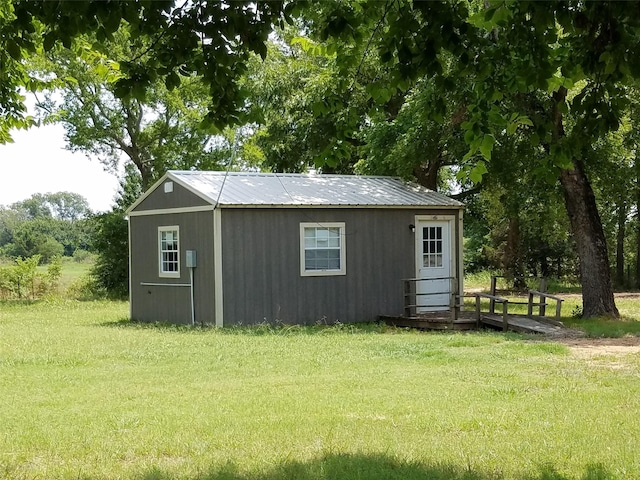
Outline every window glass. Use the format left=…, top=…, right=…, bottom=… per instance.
left=422, top=226, right=443, bottom=269
left=159, top=227, right=180, bottom=276
left=300, top=223, right=346, bottom=276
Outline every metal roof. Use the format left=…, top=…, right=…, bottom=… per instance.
left=166, top=171, right=463, bottom=208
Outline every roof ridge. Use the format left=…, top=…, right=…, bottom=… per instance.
left=168, top=170, right=404, bottom=180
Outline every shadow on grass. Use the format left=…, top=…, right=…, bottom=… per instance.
left=136, top=454, right=611, bottom=480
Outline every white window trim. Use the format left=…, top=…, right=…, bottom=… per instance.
left=158, top=226, right=180, bottom=278
left=300, top=222, right=346, bottom=277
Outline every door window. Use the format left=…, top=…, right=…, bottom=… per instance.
left=422, top=226, right=443, bottom=268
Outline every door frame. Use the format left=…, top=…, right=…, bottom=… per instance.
left=414, top=214, right=459, bottom=311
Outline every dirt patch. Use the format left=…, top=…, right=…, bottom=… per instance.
left=555, top=336, right=640, bottom=358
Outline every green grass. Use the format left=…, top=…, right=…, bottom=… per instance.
left=35, top=258, right=93, bottom=292
left=464, top=273, right=582, bottom=294
left=2, top=301, right=640, bottom=479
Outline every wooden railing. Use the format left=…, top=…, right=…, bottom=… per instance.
left=402, top=277, right=462, bottom=322
left=489, top=275, right=547, bottom=312
left=475, top=293, right=509, bottom=330
left=402, top=276, right=565, bottom=332
left=527, top=290, right=564, bottom=322
left=475, top=291, right=564, bottom=331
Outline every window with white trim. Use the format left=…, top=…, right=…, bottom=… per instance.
left=158, top=226, right=180, bottom=277
left=300, top=223, right=346, bottom=276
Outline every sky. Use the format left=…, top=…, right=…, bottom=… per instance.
left=0, top=123, right=121, bottom=213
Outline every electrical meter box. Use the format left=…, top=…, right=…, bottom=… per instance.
left=185, top=250, right=197, bottom=268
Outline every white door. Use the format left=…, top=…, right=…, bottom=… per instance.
left=416, top=220, right=452, bottom=312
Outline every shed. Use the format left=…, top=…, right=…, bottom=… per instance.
left=127, top=171, right=464, bottom=326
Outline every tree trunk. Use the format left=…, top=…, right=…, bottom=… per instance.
left=636, top=157, right=640, bottom=289
left=503, top=216, right=526, bottom=290
left=551, top=86, right=618, bottom=318
left=615, top=199, right=627, bottom=287
left=413, top=156, right=442, bottom=191
left=559, top=162, right=619, bottom=317
left=637, top=219, right=640, bottom=289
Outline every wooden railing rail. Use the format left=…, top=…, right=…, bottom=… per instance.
left=475, top=293, right=510, bottom=331
left=489, top=275, right=547, bottom=311
left=527, top=290, right=564, bottom=321
left=402, top=277, right=461, bottom=323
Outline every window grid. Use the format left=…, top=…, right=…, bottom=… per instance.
left=159, top=227, right=179, bottom=276
left=304, top=227, right=341, bottom=271
left=422, top=226, right=443, bottom=268
left=300, top=223, right=346, bottom=276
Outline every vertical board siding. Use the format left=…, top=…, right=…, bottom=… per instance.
left=135, top=181, right=210, bottom=211
left=130, top=211, right=215, bottom=324
left=221, top=208, right=459, bottom=325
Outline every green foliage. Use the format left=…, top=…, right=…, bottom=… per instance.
left=71, top=248, right=93, bottom=264
left=0, top=196, right=94, bottom=262
left=0, top=254, right=61, bottom=300
left=90, top=210, right=129, bottom=299
left=32, top=31, right=229, bottom=189
left=10, top=191, right=91, bottom=221
left=243, top=27, right=367, bottom=173
left=66, top=274, right=104, bottom=301
left=357, top=77, right=468, bottom=190
left=2, top=1, right=285, bottom=143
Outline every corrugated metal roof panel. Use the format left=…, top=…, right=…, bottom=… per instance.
left=168, top=171, right=463, bottom=208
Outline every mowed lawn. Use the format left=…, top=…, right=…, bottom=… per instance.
left=1, top=300, right=639, bottom=479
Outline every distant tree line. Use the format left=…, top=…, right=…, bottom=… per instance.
left=0, top=191, right=94, bottom=263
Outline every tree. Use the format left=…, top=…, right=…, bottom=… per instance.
left=1, top=0, right=287, bottom=143
left=33, top=31, right=229, bottom=189
left=1, top=192, right=94, bottom=261
left=11, top=192, right=91, bottom=221
left=243, top=27, right=377, bottom=174
left=90, top=164, right=141, bottom=299
left=357, top=77, right=468, bottom=191
left=303, top=1, right=640, bottom=317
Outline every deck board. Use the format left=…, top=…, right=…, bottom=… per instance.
left=479, top=313, right=566, bottom=334
left=381, top=311, right=569, bottom=335
left=380, top=311, right=477, bottom=330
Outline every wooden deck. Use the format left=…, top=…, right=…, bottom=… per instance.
left=394, top=277, right=569, bottom=335
left=381, top=310, right=568, bottom=335
left=380, top=311, right=477, bottom=331
left=478, top=312, right=566, bottom=335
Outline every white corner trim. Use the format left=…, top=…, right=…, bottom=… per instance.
left=128, top=216, right=133, bottom=320
left=213, top=209, right=224, bottom=327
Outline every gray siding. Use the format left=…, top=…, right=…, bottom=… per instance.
left=134, top=181, right=210, bottom=211
left=130, top=211, right=215, bottom=324
left=220, top=208, right=461, bottom=325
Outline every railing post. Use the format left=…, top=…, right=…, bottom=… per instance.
left=539, top=295, right=546, bottom=317
left=449, top=277, right=457, bottom=324
left=475, top=294, right=481, bottom=327
left=555, top=300, right=563, bottom=321
left=502, top=300, right=509, bottom=331
left=404, top=280, right=411, bottom=317
left=490, top=275, right=497, bottom=312
left=527, top=291, right=534, bottom=316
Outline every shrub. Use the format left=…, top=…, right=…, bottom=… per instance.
left=66, top=274, right=106, bottom=301
left=72, top=249, right=94, bottom=263
left=0, top=254, right=63, bottom=300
